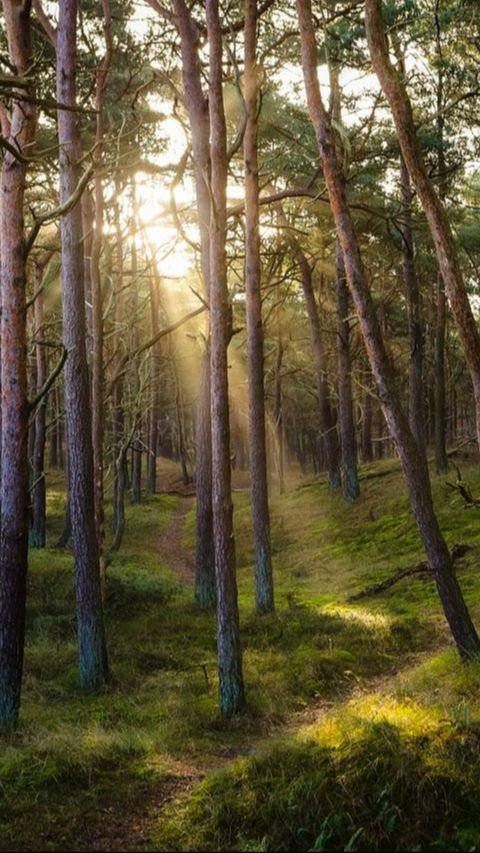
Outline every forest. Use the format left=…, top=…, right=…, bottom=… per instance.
left=1, top=0, right=480, bottom=850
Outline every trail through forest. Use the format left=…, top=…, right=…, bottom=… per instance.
left=76, top=500, right=451, bottom=853
left=157, top=497, right=195, bottom=588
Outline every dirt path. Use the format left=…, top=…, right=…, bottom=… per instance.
left=158, top=496, right=195, bottom=587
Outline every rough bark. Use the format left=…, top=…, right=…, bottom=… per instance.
left=206, top=0, right=244, bottom=715
left=244, top=0, right=274, bottom=613
left=57, top=0, right=109, bottom=688
left=365, top=0, right=480, bottom=454
left=0, top=0, right=35, bottom=730
left=297, top=0, right=480, bottom=660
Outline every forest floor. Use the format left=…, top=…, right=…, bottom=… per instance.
left=2, top=453, right=480, bottom=851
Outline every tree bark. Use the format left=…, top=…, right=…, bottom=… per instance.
left=57, top=0, right=109, bottom=688
left=244, top=0, right=274, bottom=613
left=365, top=0, right=480, bottom=454
left=336, top=244, right=360, bottom=502
left=0, top=0, right=35, bottom=730
left=297, top=0, right=480, bottom=660
left=206, top=0, right=244, bottom=715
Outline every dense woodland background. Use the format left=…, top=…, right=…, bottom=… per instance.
left=1, top=0, right=480, bottom=850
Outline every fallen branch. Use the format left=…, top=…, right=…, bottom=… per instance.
left=446, top=463, right=480, bottom=508
left=348, top=543, right=472, bottom=601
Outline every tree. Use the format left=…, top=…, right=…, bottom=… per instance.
left=295, top=0, right=480, bottom=660
left=365, top=0, right=480, bottom=455
left=244, top=0, right=274, bottom=613
left=56, top=0, right=109, bottom=689
left=206, top=0, right=245, bottom=715
left=0, top=0, right=36, bottom=730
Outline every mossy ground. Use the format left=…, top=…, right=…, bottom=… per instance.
left=2, top=454, right=480, bottom=850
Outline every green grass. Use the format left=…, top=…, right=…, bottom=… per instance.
left=2, top=454, right=480, bottom=850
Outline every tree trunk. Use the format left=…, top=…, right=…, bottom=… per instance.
left=365, top=0, right=480, bottom=454
left=30, top=272, right=47, bottom=548
left=194, top=352, right=216, bottom=609
left=206, top=0, right=244, bottom=715
left=147, top=277, right=160, bottom=495
left=336, top=244, right=360, bottom=502
left=244, top=0, right=274, bottom=614
left=362, top=388, right=374, bottom=462
left=57, top=0, right=109, bottom=689
left=399, top=155, right=425, bottom=456
left=131, top=437, right=142, bottom=503
left=0, top=0, right=35, bottom=730
left=171, top=0, right=215, bottom=604
left=298, top=252, right=340, bottom=490
left=297, top=0, right=480, bottom=660
left=435, top=271, right=449, bottom=473
left=275, top=340, right=285, bottom=494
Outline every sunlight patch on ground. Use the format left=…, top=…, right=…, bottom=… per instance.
left=322, top=603, right=391, bottom=630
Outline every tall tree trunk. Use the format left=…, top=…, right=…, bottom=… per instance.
left=399, top=155, right=425, bottom=456
left=336, top=244, right=360, bottom=502
left=0, top=0, right=35, bottom=730
left=131, top=436, right=142, bottom=503
left=206, top=0, right=244, bottom=715
left=147, top=276, right=160, bottom=495
left=274, top=340, right=285, bottom=495
left=365, top=0, right=480, bottom=453
left=194, top=352, right=216, bottom=608
left=112, top=191, right=128, bottom=544
left=244, top=0, right=274, bottom=614
left=362, top=388, right=374, bottom=462
left=298, top=253, right=340, bottom=489
left=90, top=1, right=112, bottom=589
left=57, top=0, right=109, bottom=688
left=329, top=62, right=358, bottom=500
left=435, top=272, right=449, bottom=472
left=30, top=270, right=47, bottom=547
left=297, top=0, right=480, bottom=660
left=170, top=0, right=216, bottom=605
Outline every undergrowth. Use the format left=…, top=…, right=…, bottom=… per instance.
left=1, top=455, right=480, bottom=851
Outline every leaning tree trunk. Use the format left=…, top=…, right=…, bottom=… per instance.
left=365, top=0, right=480, bottom=454
left=206, top=0, right=245, bottom=715
left=297, top=0, right=480, bottom=660
left=244, top=0, right=274, bottom=614
left=0, top=0, right=36, bottom=730
left=57, top=0, right=109, bottom=689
